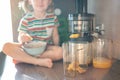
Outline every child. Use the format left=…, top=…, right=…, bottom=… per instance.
left=2, top=0, right=63, bottom=68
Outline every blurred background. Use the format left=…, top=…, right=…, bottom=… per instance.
left=8, top=0, right=120, bottom=59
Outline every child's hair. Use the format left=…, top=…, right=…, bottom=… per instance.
left=18, top=0, right=54, bottom=14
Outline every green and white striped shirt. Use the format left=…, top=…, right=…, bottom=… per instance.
left=18, top=12, right=59, bottom=44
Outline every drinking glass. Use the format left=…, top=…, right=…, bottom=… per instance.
left=62, top=42, right=76, bottom=78
left=62, top=41, right=90, bottom=78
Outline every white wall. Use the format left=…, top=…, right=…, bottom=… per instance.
left=88, top=0, right=120, bottom=59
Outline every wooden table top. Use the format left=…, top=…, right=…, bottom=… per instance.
left=1, top=55, right=120, bottom=80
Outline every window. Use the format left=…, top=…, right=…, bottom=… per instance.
left=0, top=0, right=13, bottom=51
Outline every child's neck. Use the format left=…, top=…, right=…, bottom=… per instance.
left=33, top=11, right=46, bottom=19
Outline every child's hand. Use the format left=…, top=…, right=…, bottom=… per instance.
left=20, top=33, right=33, bottom=43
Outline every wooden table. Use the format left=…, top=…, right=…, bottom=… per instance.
left=1, top=55, right=120, bottom=80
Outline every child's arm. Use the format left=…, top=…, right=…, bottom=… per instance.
left=52, top=26, right=59, bottom=46
left=18, top=31, right=33, bottom=43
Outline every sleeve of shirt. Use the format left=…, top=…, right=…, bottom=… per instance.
left=54, top=15, right=60, bottom=27
left=17, top=17, right=28, bottom=32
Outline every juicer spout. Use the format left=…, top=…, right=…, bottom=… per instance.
left=92, top=24, right=105, bottom=38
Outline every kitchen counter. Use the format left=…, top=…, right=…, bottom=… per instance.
left=0, top=52, right=120, bottom=80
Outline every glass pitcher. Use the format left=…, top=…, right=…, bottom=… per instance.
left=92, top=38, right=113, bottom=69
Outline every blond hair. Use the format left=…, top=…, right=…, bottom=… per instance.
left=18, top=0, right=54, bottom=13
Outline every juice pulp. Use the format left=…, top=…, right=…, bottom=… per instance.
left=93, top=57, right=112, bottom=69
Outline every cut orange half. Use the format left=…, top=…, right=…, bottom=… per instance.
left=69, top=34, right=80, bottom=38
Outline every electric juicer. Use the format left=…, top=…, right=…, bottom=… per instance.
left=68, top=0, right=95, bottom=67
left=62, top=0, right=97, bottom=76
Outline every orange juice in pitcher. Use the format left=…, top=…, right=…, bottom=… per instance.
left=92, top=39, right=113, bottom=69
